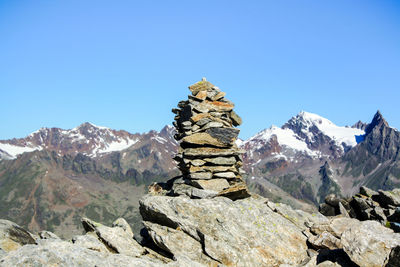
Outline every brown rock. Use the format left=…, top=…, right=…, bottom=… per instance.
left=195, top=90, right=207, bottom=100
left=148, top=183, right=166, bottom=196
left=189, top=80, right=215, bottom=95
left=217, top=183, right=251, bottom=200
left=190, top=113, right=210, bottom=123
left=194, top=100, right=234, bottom=113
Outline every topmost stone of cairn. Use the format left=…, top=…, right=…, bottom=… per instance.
left=171, top=78, right=250, bottom=200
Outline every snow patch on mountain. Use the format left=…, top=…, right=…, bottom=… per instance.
left=91, top=138, right=139, bottom=155
left=152, top=136, right=168, bottom=144
left=0, top=143, right=42, bottom=159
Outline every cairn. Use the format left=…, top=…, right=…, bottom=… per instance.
left=171, top=78, right=250, bottom=200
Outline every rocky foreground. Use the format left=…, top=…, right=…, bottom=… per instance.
left=0, top=187, right=400, bottom=266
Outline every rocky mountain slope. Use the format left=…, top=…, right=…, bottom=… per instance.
left=0, top=125, right=179, bottom=238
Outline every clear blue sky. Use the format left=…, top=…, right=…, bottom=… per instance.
left=1, top=0, right=399, bottom=140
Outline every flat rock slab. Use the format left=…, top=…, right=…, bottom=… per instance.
left=182, top=132, right=231, bottom=148
left=143, top=221, right=219, bottom=266
left=193, top=100, right=234, bottom=113
left=183, top=147, right=245, bottom=157
left=205, top=127, right=239, bottom=146
left=140, top=195, right=308, bottom=266
left=217, top=183, right=251, bottom=200
left=82, top=217, right=145, bottom=257
left=203, top=156, right=237, bottom=165
left=190, top=179, right=229, bottom=191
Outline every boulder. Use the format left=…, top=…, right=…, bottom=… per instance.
left=376, top=189, right=400, bottom=207
left=0, top=219, right=36, bottom=253
left=325, top=194, right=340, bottom=207
left=360, top=186, right=379, bottom=198
left=112, top=218, right=134, bottom=239
left=341, top=220, right=400, bottom=267
left=143, top=221, right=219, bottom=265
left=140, top=195, right=309, bottom=266
left=81, top=217, right=145, bottom=257
left=319, top=203, right=336, bottom=216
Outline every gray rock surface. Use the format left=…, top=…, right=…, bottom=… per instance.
left=308, top=231, right=343, bottom=250
left=38, top=230, right=60, bottom=240
left=310, top=217, right=360, bottom=238
left=341, top=220, right=400, bottom=267
left=72, top=232, right=110, bottom=253
left=143, top=221, right=219, bottom=265
left=140, top=194, right=309, bottom=266
left=112, top=218, right=134, bottom=239
left=81, top=217, right=145, bottom=257
left=0, top=248, right=5, bottom=259
left=0, top=239, right=166, bottom=267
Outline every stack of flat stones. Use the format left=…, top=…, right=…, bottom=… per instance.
left=171, top=78, right=250, bottom=200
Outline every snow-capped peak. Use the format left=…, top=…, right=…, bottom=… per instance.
left=0, top=123, right=140, bottom=160
left=285, top=111, right=365, bottom=148
left=242, top=111, right=367, bottom=163
left=244, top=125, right=318, bottom=157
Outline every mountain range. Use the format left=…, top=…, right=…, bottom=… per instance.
left=1, top=110, right=399, bottom=237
